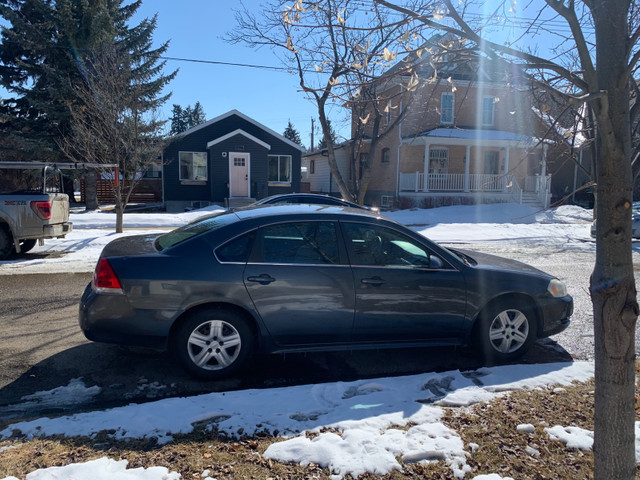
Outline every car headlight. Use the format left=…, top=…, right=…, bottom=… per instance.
left=547, top=278, right=568, bottom=298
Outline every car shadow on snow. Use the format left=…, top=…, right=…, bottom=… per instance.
left=0, top=337, right=573, bottom=430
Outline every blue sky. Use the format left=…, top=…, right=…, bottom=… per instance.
left=132, top=0, right=331, bottom=149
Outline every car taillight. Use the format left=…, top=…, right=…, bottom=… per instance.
left=92, top=257, right=123, bottom=294
left=30, top=200, right=52, bottom=220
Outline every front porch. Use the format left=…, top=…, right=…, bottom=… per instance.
left=399, top=172, right=551, bottom=208
left=396, top=128, right=553, bottom=209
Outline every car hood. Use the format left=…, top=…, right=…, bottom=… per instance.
left=452, top=248, right=553, bottom=278
left=100, top=233, right=161, bottom=258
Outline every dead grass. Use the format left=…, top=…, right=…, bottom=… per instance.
left=1, top=379, right=639, bottom=480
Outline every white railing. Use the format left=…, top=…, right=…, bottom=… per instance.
left=399, top=172, right=510, bottom=192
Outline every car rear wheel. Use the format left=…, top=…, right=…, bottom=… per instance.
left=19, top=239, right=37, bottom=253
left=0, top=225, right=14, bottom=260
left=174, top=308, right=254, bottom=379
left=475, top=303, right=536, bottom=363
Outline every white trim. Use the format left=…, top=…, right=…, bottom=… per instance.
left=207, top=129, right=271, bottom=150
left=179, top=109, right=303, bottom=151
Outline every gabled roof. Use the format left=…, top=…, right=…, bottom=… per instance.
left=207, top=129, right=271, bottom=150
left=179, top=109, right=303, bottom=151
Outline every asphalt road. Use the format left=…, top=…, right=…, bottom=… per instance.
left=0, top=240, right=631, bottom=428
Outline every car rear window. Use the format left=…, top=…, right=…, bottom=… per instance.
left=155, top=211, right=237, bottom=250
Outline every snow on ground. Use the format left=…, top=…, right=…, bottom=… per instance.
left=1, top=363, right=603, bottom=480
left=0, top=203, right=607, bottom=480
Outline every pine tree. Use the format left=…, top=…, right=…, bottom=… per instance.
left=169, top=101, right=207, bottom=135
left=170, top=104, right=186, bottom=135
left=283, top=120, right=303, bottom=146
left=0, top=0, right=175, bottom=161
left=190, top=101, right=206, bottom=126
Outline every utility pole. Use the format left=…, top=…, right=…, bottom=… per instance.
left=310, top=117, right=315, bottom=151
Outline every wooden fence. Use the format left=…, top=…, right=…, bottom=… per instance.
left=81, top=178, right=162, bottom=204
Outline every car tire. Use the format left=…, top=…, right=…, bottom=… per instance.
left=174, top=308, right=254, bottom=379
left=19, top=239, right=37, bottom=254
left=474, top=303, right=537, bottom=364
left=0, top=225, right=14, bottom=260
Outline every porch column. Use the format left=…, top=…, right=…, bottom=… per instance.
left=423, top=142, right=430, bottom=192
left=541, top=144, right=547, bottom=178
left=503, top=147, right=510, bottom=191
left=464, top=145, right=471, bottom=192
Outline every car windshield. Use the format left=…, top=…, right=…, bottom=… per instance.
left=155, top=211, right=236, bottom=250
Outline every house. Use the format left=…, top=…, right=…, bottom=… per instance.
left=162, top=110, right=303, bottom=212
left=306, top=37, right=571, bottom=210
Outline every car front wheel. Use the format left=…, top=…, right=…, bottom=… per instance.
left=174, top=308, right=254, bottom=379
left=475, top=304, right=536, bottom=363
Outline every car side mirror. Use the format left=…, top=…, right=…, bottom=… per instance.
left=428, top=256, right=443, bottom=269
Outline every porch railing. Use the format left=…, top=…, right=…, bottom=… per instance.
left=400, top=172, right=511, bottom=193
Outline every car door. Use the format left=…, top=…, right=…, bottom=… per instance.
left=341, top=221, right=467, bottom=344
left=243, top=221, right=356, bottom=346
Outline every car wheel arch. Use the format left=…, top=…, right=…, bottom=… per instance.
left=168, top=302, right=261, bottom=352
left=469, top=293, right=542, bottom=365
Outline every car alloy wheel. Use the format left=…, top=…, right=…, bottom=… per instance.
left=175, top=308, right=254, bottom=379
left=476, top=303, right=536, bottom=363
left=187, top=319, right=242, bottom=370
left=488, top=308, right=529, bottom=354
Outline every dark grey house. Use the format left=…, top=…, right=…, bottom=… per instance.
left=162, top=110, right=303, bottom=212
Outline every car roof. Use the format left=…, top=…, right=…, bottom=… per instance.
left=233, top=203, right=382, bottom=220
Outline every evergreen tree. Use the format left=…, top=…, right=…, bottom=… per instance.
left=317, top=119, right=337, bottom=149
left=0, top=0, right=175, bottom=161
left=190, top=101, right=206, bottom=126
left=169, top=101, right=206, bottom=135
left=283, top=120, right=303, bottom=146
left=169, top=104, right=186, bottom=135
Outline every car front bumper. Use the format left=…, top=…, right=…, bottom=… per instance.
left=538, top=294, right=573, bottom=337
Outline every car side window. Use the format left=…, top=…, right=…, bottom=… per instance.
left=255, top=222, right=341, bottom=264
left=215, top=231, right=255, bottom=263
left=342, top=222, right=446, bottom=268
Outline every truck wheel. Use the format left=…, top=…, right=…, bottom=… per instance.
left=19, top=239, right=37, bottom=253
left=0, top=225, right=14, bottom=259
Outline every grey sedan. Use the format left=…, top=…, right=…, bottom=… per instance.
left=79, top=205, right=572, bottom=379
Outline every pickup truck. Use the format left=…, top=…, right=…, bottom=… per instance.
left=0, top=164, right=73, bottom=259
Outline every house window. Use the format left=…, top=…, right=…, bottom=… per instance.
left=482, top=96, right=495, bottom=126
left=441, top=92, right=454, bottom=124
left=359, top=152, right=368, bottom=179
left=268, top=155, right=291, bottom=183
left=429, top=148, right=449, bottom=174
left=310, top=160, right=315, bottom=174
left=179, top=152, right=207, bottom=181
left=381, top=148, right=390, bottom=163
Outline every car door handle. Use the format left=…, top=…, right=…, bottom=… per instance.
left=247, top=274, right=276, bottom=285
left=361, top=277, right=385, bottom=286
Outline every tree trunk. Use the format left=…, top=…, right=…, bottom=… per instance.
left=591, top=2, right=638, bottom=477
left=84, top=170, right=99, bottom=211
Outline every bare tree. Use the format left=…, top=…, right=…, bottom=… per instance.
left=228, top=0, right=424, bottom=203
left=60, top=45, right=169, bottom=232
left=375, top=0, right=640, bottom=477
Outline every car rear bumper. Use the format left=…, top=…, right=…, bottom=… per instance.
left=78, top=283, right=172, bottom=350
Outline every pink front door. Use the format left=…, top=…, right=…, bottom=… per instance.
left=229, top=153, right=249, bottom=197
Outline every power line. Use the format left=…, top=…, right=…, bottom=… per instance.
left=160, top=56, right=291, bottom=72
